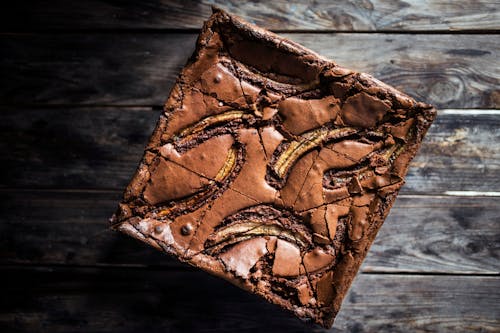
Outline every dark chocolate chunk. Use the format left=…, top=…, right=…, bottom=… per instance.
left=110, top=8, right=436, bottom=328
left=180, top=223, right=193, bottom=236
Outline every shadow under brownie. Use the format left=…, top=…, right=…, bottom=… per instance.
left=110, top=8, right=436, bottom=328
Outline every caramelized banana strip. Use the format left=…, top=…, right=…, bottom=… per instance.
left=273, top=127, right=357, bottom=178
left=157, top=146, right=239, bottom=217
left=382, top=142, right=401, bottom=161
left=206, top=220, right=309, bottom=250
left=215, top=146, right=238, bottom=182
left=176, top=111, right=247, bottom=144
left=156, top=188, right=211, bottom=217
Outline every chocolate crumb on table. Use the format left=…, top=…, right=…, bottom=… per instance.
left=109, top=7, right=436, bottom=328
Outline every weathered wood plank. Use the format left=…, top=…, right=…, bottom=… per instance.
left=404, top=110, right=500, bottom=194
left=1, top=266, right=498, bottom=332
left=1, top=190, right=498, bottom=274
left=0, top=107, right=158, bottom=190
left=366, top=195, right=500, bottom=274
left=0, top=34, right=498, bottom=108
left=0, top=0, right=499, bottom=32
left=1, top=108, right=498, bottom=194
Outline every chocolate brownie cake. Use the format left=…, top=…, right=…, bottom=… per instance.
left=110, top=8, right=436, bottom=328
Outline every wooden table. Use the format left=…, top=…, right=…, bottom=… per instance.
left=1, top=1, right=499, bottom=332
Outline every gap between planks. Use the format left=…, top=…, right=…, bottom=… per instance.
left=1, top=188, right=500, bottom=198
left=1, top=107, right=499, bottom=114
left=2, top=29, right=500, bottom=35
left=0, top=263, right=497, bottom=277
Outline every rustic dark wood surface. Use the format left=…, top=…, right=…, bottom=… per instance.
left=1, top=34, right=498, bottom=108
left=1, top=0, right=499, bottom=31
left=1, top=108, right=498, bottom=193
left=0, top=1, right=499, bottom=332
left=1, top=267, right=499, bottom=333
left=1, top=192, right=498, bottom=274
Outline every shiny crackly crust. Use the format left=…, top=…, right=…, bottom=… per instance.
left=110, top=7, right=437, bottom=328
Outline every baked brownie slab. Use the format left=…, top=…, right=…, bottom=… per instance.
left=110, top=8, right=436, bottom=328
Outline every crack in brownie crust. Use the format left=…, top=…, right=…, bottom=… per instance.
left=110, top=8, right=437, bottom=328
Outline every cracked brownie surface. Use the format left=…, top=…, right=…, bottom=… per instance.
left=110, top=8, right=436, bottom=328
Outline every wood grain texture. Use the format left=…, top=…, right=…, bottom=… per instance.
left=1, top=266, right=499, bottom=332
left=1, top=190, right=498, bottom=274
left=1, top=34, right=498, bottom=108
left=404, top=110, right=500, bottom=194
left=1, top=108, right=498, bottom=194
left=1, top=1, right=498, bottom=332
left=0, top=0, right=499, bottom=32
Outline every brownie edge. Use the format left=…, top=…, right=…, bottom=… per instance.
left=110, top=7, right=437, bottom=328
